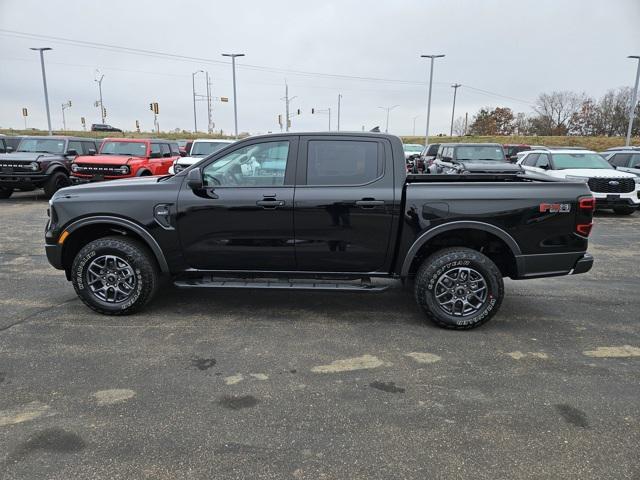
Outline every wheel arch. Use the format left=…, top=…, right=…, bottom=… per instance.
left=401, top=221, right=522, bottom=278
left=61, top=216, right=170, bottom=278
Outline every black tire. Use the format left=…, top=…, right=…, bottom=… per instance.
left=613, top=206, right=636, bottom=215
left=0, top=186, right=13, bottom=199
left=43, top=171, right=71, bottom=198
left=414, top=247, right=504, bottom=330
left=71, top=236, right=159, bottom=315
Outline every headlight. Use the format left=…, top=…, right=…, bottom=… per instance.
left=117, top=165, right=130, bottom=174
left=565, top=175, right=588, bottom=183
left=174, top=164, right=184, bottom=173
left=29, top=161, right=39, bottom=171
left=71, top=163, right=79, bottom=172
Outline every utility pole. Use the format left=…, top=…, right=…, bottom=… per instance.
left=337, top=94, right=342, bottom=131
left=222, top=53, right=245, bottom=138
left=420, top=54, right=445, bottom=143
left=450, top=83, right=461, bottom=136
left=206, top=71, right=214, bottom=133
left=95, top=70, right=105, bottom=123
left=61, top=100, right=71, bottom=131
left=626, top=55, right=640, bottom=146
left=285, top=82, right=290, bottom=132
left=192, top=70, right=203, bottom=133
left=30, top=47, right=53, bottom=135
left=412, top=115, right=420, bottom=136
left=464, top=112, right=468, bottom=136
left=378, top=105, right=399, bottom=133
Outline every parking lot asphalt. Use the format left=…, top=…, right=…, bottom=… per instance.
left=0, top=191, right=639, bottom=480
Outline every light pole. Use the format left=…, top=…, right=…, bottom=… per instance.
left=625, top=56, right=640, bottom=146
left=337, top=94, right=342, bottom=131
left=192, top=70, right=203, bottom=133
left=95, top=70, right=105, bottom=123
left=222, top=53, right=245, bottom=138
left=378, top=105, right=399, bottom=133
left=450, top=83, right=461, bottom=136
left=420, top=54, right=445, bottom=143
left=61, top=100, right=72, bottom=131
left=412, top=115, right=420, bottom=136
left=30, top=47, right=53, bottom=135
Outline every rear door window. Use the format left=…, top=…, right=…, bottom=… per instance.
left=306, top=140, right=381, bottom=186
left=150, top=143, right=161, bottom=156
left=629, top=154, right=640, bottom=168
left=610, top=153, right=631, bottom=167
left=522, top=153, right=539, bottom=166
left=536, top=154, right=550, bottom=168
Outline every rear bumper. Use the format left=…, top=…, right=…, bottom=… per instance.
left=514, top=252, right=593, bottom=279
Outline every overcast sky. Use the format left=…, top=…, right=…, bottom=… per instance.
left=0, top=0, right=639, bottom=136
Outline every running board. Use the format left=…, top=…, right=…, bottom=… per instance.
left=174, top=276, right=389, bottom=292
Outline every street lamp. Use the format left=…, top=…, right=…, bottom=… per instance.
left=420, top=54, right=445, bottom=143
left=95, top=70, right=105, bottom=123
left=450, top=83, right=462, bottom=136
left=61, top=100, right=72, bottom=131
left=625, top=55, right=640, bottom=146
left=30, top=47, right=53, bottom=135
left=378, top=105, right=399, bottom=133
left=192, top=70, right=204, bottom=133
left=222, top=53, right=245, bottom=138
left=412, top=115, right=421, bottom=136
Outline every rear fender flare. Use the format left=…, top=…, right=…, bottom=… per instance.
left=400, top=220, right=522, bottom=277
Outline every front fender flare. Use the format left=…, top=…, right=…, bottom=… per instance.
left=400, top=220, right=522, bottom=277
left=63, top=215, right=170, bottom=274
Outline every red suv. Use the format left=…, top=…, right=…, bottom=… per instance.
left=71, top=138, right=180, bottom=181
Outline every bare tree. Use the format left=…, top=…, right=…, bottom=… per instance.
left=452, top=116, right=466, bottom=136
left=533, top=91, right=586, bottom=135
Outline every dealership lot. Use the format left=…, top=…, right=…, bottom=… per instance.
left=1, top=192, right=639, bottom=479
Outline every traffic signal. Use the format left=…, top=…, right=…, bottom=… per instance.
left=311, top=108, right=315, bottom=114
left=22, top=108, right=28, bottom=117
left=149, top=103, right=153, bottom=111
left=220, top=97, right=229, bottom=103
left=102, top=107, right=107, bottom=118
left=278, top=114, right=282, bottom=126
left=152, top=102, right=159, bottom=115
left=69, top=101, right=72, bottom=107
left=297, top=109, right=301, bottom=115
left=81, top=117, right=85, bottom=125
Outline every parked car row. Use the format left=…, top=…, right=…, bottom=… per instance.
left=403, top=141, right=640, bottom=215
left=0, top=135, right=237, bottom=198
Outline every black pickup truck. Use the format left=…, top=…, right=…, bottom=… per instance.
left=45, top=133, right=594, bottom=329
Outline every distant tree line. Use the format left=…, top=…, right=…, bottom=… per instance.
left=461, top=87, right=640, bottom=136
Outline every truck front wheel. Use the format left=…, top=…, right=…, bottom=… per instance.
left=414, top=247, right=504, bottom=330
left=43, top=171, right=71, bottom=198
left=71, top=236, right=159, bottom=315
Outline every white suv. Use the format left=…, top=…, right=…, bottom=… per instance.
left=169, top=139, right=234, bottom=174
left=518, top=149, right=640, bottom=215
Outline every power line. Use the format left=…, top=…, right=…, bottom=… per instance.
left=0, top=29, right=536, bottom=107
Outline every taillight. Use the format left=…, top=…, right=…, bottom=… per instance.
left=576, top=223, right=593, bottom=236
left=579, top=197, right=595, bottom=211
left=576, top=195, right=595, bottom=237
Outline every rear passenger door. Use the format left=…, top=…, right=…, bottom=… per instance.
left=293, top=136, right=395, bottom=272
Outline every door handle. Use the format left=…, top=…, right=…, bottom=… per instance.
left=355, top=199, right=385, bottom=208
left=256, top=199, right=285, bottom=209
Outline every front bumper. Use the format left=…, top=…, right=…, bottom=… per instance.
left=45, top=242, right=64, bottom=270
left=514, top=252, right=593, bottom=279
left=0, top=173, right=49, bottom=187
left=593, top=195, right=639, bottom=209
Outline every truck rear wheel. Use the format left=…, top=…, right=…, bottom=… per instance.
left=43, top=171, right=71, bottom=198
left=0, top=186, right=13, bottom=199
left=71, top=236, right=159, bottom=315
left=414, top=247, right=504, bottom=330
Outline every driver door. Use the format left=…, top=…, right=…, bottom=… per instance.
left=176, top=137, right=297, bottom=271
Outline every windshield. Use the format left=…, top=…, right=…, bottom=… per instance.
left=191, top=141, right=231, bottom=156
left=552, top=153, right=614, bottom=170
left=100, top=141, right=148, bottom=156
left=17, top=138, right=66, bottom=154
left=456, top=145, right=506, bottom=162
left=403, top=144, right=423, bottom=152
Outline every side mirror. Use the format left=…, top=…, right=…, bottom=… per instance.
left=6, top=146, right=13, bottom=153
left=180, top=151, right=187, bottom=157
left=87, top=149, right=96, bottom=156
left=150, top=151, right=162, bottom=159
left=186, top=167, right=203, bottom=190
left=163, top=152, right=171, bottom=158
left=66, top=149, right=78, bottom=156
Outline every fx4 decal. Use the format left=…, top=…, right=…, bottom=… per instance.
left=539, top=203, right=571, bottom=213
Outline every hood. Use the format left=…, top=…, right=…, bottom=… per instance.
left=54, top=175, right=164, bottom=197
left=554, top=168, right=637, bottom=179
left=456, top=161, right=521, bottom=173
left=175, top=155, right=206, bottom=166
left=74, top=154, right=142, bottom=165
left=0, top=152, right=61, bottom=162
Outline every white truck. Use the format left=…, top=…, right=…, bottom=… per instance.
left=169, top=139, right=234, bottom=174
